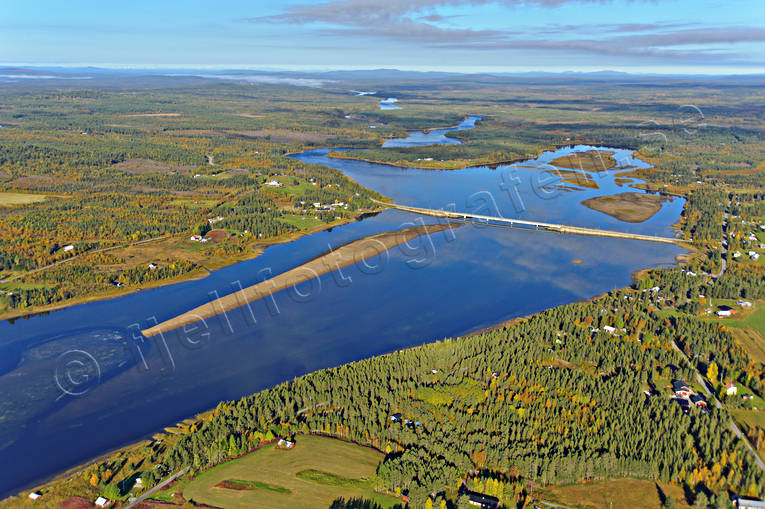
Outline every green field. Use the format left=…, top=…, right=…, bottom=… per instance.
left=714, top=302, right=765, bottom=363
left=537, top=478, right=692, bottom=509
left=182, top=436, right=400, bottom=509
left=731, top=408, right=765, bottom=455
left=732, top=408, right=765, bottom=431
left=0, top=191, right=49, bottom=207
left=723, top=302, right=765, bottom=334
left=732, top=327, right=765, bottom=364
left=279, top=213, right=326, bottom=230
left=167, top=198, right=219, bottom=208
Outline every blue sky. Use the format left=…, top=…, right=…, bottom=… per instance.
left=3, top=0, right=765, bottom=73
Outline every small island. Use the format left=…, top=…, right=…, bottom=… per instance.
left=550, top=150, right=616, bottom=172
left=547, top=168, right=600, bottom=189
left=581, top=192, right=668, bottom=223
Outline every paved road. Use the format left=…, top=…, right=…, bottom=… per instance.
left=124, top=467, right=188, bottom=509
left=373, top=199, right=687, bottom=245
left=714, top=200, right=731, bottom=279
left=671, top=340, right=765, bottom=470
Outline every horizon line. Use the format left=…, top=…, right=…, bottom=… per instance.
left=2, top=63, right=765, bottom=77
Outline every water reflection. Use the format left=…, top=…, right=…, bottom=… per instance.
left=0, top=119, right=686, bottom=498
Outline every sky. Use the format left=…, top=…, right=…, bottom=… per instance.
left=2, top=0, right=765, bottom=74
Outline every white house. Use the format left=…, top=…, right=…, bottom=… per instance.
left=95, top=497, right=110, bottom=507
left=752, top=253, right=761, bottom=261
left=63, top=245, right=74, bottom=252
left=739, top=301, right=753, bottom=308
left=717, top=310, right=732, bottom=317
left=726, top=383, right=738, bottom=396
left=148, top=263, right=158, bottom=270
left=265, top=180, right=283, bottom=187
left=28, top=492, right=41, bottom=500
left=277, top=438, right=295, bottom=449
left=603, top=325, right=617, bottom=334
left=735, top=496, right=765, bottom=509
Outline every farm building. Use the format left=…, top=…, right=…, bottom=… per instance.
left=467, top=492, right=500, bottom=508
left=690, top=394, right=707, bottom=408
left=672, top=380, right=691, bottom=397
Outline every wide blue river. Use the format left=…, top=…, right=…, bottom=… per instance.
left=0, top=116, right=686, bottom=498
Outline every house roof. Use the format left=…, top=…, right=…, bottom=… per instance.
left=672, top=380, right=690, bottom=391
left=736, top=497, right=765, bottom=509
left=468, top=492, right=500, bottom=507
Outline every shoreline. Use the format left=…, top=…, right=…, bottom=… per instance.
left=4, top=248, right=693, bottom=503
left=324, top=142, right=644, bottom=172
left=2, top=119, right=694, bottom=501
left=325, top=149, right=549, bottom=171
left=0, top=210, right=383, bottom=323
left=142, top=222, right=458, bottom=337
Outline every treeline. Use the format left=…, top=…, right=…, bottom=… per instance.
left=0, top=259, right=199, bottom=311
left=682, top=189, right=726, bottom=243
left=708, top=265, right=765, bottom=300
left=0, top=249, right=32, bottom=271
left=214, top=194, right=298, bottom=238
left=158, top=290, right=763, bottom=508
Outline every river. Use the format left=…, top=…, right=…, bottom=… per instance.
left=0, top=116, right=686, bottom=499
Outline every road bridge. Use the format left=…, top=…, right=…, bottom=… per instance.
left=373, top=200, right=688, bottom=245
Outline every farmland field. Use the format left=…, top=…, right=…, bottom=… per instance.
left=0, top=191, right=49, bottom=207
left=717, top=302, right=765, bottom=363
left=182, top=436, right=400, bottom=509
left=536, top=478, right=692, bottom=509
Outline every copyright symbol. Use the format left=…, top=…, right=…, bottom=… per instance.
left=673, top=104, right=706, bottom=135
left=54, top=350, right=101, bottom=396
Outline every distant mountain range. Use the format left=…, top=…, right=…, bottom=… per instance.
left=1, top=66, right=763, bottom=88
